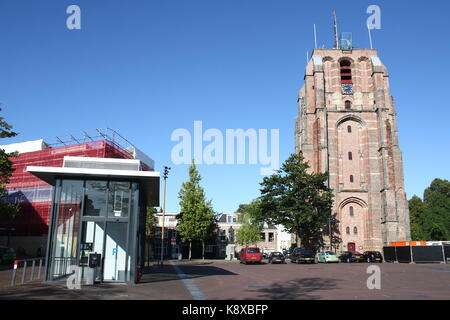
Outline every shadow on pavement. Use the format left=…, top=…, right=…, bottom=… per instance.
left=141, top=263, right=237, bottom=284
left=250, top=277, right=340, bottom=300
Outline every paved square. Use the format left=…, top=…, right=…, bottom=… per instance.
left=0, top=261, right=449, bottom=300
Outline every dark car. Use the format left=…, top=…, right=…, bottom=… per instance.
left=339, top=251, right=364, bottom=263
left=362, top=251, right=383, bottom=263
left=239, top=247, right=263, bottom=264
left=290, top=248, right=316, bottom=264
left=268, top=252, right=285, bottom=264
left=282, top=249, right=291, bottom=259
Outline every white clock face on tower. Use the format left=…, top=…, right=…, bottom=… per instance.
left=341, top=84, right=353, bottom=95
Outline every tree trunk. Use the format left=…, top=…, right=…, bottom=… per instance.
left=189, top=242, right=192, bottom=261
left=202, top=240, right=205, bottom=261
left=147, top=239, right=150, bottom=266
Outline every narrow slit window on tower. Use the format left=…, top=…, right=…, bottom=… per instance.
left=348, top=152, right=353, bottom=160
left=349, top=206, right=354, bottom=216
left=354, top=227, right=358, bottom=235
left=346, top=227, right=350, bottom=235
left=350, top=175, right=354, bottom=183
left=340, top=60, right=352, bottom=84
left=347, top=125, right=352, bottom=133
left=345, top=100, right=352, bottom=110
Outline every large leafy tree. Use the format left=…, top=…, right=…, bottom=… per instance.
left=0, top=108, right=19, bottom=217
left=256, top=153, right=334, bottom=250
left=235, top=200, right=263, bottom=247
left=177, top=160, right=217, bottom=260
left=409, top=179, right=450, bottom=241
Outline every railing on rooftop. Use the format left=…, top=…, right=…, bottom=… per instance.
left=45, top=128, right=135, bottom=157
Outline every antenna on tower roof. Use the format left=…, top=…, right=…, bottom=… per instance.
left=367, top=22, right=373, bottom=49
left=313, top=24, right=318, bottom=49
left=332, top=11, right=339, bottom=49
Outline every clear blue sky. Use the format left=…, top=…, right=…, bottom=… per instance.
left=1, top=0, right=449, bottom=213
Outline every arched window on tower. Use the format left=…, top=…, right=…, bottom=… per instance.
left=346, top=227, right=350, bottom=235
left=349, top=206, right=354, bottom=216
left=354, top=227, right=358, bottom=235
left=348, top=152, right=353, bottom=160
left=350, top=175, right=354, bottom=183
left=340, top=60, right=352, bottom=84
left=347, top=125, right=352, bottom=133
left=345, top=100, right=352, bottom=110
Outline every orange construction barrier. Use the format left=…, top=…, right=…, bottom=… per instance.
left=390, top=241, right=426, bottom=247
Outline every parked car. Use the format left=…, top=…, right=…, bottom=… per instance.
left=282, top=249, right=291, bottom=259
left=0, top=246, right=16, bottom=265
left=290, top=248, right=316, bottom=264
left=239, top=247, right=263, bottom=264
left=268, top=252, right=285, bottom=264
left=339, top=251, right=364, bottom=263
left=362, top=251, right=383, bottom=263
left=316, top=251, right=340, bottom=263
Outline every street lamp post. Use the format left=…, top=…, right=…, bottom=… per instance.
left=160, top=166, right=171, bottom=266
left=328, top=215, right=337, bottom=253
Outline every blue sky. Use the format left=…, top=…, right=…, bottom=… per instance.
left=1, top=0, right=449, bottom=213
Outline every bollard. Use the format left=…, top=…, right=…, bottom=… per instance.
left=30, top=260, right=36, bottom=281
left=21, top=260, right=27, bottom=285
left=37, top=259, right=43, bottom=279
left=10, top=260, right=18, bottom=286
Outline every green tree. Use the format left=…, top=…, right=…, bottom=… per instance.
left=408, top=179, right=450, bottom=241
left=235, top=200, right=263, bottom=247
left=0, top=107, right=19, bottom=217
left=256, top=153, right=334, bottom=250
left=408, top=195, right=427, bottom=241
left=145, top=207, right=158, bottom=263
left=177, top=160, right=217, bottom=260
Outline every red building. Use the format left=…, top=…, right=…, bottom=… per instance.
left=0, top=130, right=154, bottom=255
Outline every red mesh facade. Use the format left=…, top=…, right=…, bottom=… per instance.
left=1, top=140, right=134, bottom=237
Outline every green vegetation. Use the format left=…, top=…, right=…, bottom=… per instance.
left=235, top=200, right=263, bottom=247
left=255, top=153, right=334, bottom=250
left=0, top=108, right=19, bottom=217
left=409, top=178, right=450, bottom=241
left=177, top=160, right=217, bottom=260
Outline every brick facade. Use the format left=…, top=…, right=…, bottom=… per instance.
left=295, top=49, right=411, bottom=252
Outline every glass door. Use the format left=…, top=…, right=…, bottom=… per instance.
left=79, top=220, right=105, bottom=283
left=103, top=222, right=128, bottom=281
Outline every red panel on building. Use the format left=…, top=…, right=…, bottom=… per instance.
left=0, top=140, right=135, bottom=237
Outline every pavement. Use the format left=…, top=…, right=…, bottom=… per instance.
left=0, top=260, right=448, bottom=300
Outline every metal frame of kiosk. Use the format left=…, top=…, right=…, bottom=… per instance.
left=27, top=162, right=159, bottom=285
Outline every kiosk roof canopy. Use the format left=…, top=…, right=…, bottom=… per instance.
left=27, top=156, right=160, bottom=206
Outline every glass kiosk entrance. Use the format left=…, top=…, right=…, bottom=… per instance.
left=47, top=179, right=140, bottom=283
left=79, top=221, right=128, bottom=282
left=26, top=157, right=160, bottom=285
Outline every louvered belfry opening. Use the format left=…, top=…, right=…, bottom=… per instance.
left=340, top=60, right=352, bottom=84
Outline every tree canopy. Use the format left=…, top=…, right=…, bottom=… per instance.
left=409, top=178, right=450, bottom=241
left=0, top=108, right=19, bottom=217
left=177, top=160, right=217, bottom=259
left=256, top=153, right=334, bottom=250
left=235, top=200, right=263, bottom=247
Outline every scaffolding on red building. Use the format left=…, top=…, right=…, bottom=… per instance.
left=0, top=128, right=153, bottom=237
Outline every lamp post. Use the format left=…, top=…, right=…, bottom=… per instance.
left=228, top=226, right=234, bottom=260
left=328, top=215, right=337, bottom=253
left=160, top=166, right=171, bottom=266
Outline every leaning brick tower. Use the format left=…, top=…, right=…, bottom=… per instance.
left=295, top=37, right=411, bottom=252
